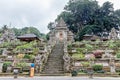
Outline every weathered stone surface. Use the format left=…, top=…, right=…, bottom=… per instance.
left=0, top=63, right=3, bottom=73
left=108, top=27, right=118, bottom=40
left=49, top=18, right=74, bottom=45
left=42, top=42, right=64, bottom=74
left=0, top=26, right=16, bottom=44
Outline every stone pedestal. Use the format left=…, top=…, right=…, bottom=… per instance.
left=110, top=66, right=115, bottom=73
left=109, top=58, right=116, bottom=74
left=63, top=53, right=71, bottom=72
left=0, top=63, right=3, bottom=73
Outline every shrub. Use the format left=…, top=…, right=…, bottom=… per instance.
left=79, top=69, right=87, bottom=73
left=24, top=54, right=35, bottom=60
left=33, top=48, right=39, bottom=55
left=81, top=62, right=90, bottom=67
left=2, top=62, right=12, bottom=72
left=67, top=44, right=72, bottom=50
left=16, top=62, right=28, bottom=68
left=24, top=54, right=30, bottom=59
left=93, top=50, right=103, bottom=58
left=72, top=53, right=85, bottom=59
left=85, top=44, right=93, bottom=51
left=92, top=64, right=103, bottom=72
left=116, top=69, right=120, bottom=72
left=76, top=48, right=86, bottom=53
left=0, top=49, right=3, bottom=55
left=119, top=73, right=120, bottom=75
left=17, top=54, right=24, bottom=59
left=85, top=54, right=95, bottom=60
left=15, top=42, right=33, bottom=52
left=16, top=62, right=29, bottom=73
left=71, top=70, right=78, bottom=76
left=106, top=40, right=116, bottom=49
left=116, top=53, right=120, bottom=58
left=96, top=70, right=105, bottom=73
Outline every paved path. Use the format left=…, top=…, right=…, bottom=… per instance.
left=0, top=76, right=120, bottom=80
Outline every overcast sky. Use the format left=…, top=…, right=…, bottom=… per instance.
left=0, top=0, right=120, bottom=34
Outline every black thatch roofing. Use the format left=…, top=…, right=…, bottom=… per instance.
left=17, top=33, right=41, bottom=42
left=17, top=34, right=37, bottom=38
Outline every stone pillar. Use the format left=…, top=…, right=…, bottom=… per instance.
left=63, top=53, right=71, bottom=72
left=109, top=58, right=116, bottom=74
left=0, top=63, right=3, bottom=73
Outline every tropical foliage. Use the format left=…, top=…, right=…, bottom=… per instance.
left=116, top=53, right=120, bottom=58
left=2, top=62, right=12, bottom=72
left=72, top=53, right=85, bottom=59
left=0, top=26, right=46, bottom=39
left=48, top=0, right=120, bottom=40
left=92, top=64, right=103, bottom=71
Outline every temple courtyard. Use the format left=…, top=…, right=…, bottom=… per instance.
left=0, top=18, right=120, bottom=77
left=0, top=76, right=120, bottom=80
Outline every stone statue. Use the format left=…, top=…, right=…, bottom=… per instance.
left=102, top=49, right=113, bottom=58
left=109, top=28, right=118, bottom=40
left=12, top=56, right=18, bottom=67
left=117, top=27, right=120, bottom=39
left=35, top=54, right=43, bottom=73
left=0, top=26, right=16, bottom=44
left=2, top=48, right=7, bottom=56
left=109, top=57, right=116, bottom=73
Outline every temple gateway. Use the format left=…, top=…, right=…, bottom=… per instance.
left=49, top=18, right=74, bottom=44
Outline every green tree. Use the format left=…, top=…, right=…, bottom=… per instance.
left=12, top=27, right=46, bottom=38
left=12, top=28, right=21, bottom=36
left=96, top=2, right=118, bottom=32
left=55, top=0, right=100, bottom=40
left=53, top=0, right=120, bottom=40
left=47, top=22, right=55, bottom=30
left=64, top=0, right=99, bottom=32
left=114, top=9, right=120, bottom=25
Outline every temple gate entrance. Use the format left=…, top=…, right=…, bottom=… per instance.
left=59, top=32, right=63, bottom=41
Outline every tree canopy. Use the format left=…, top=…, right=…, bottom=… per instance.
left=12, top=27, right=46, bottom=39
left=0, top=26, right=46, bottom=39
left=48, top=0, right=120, bottom=41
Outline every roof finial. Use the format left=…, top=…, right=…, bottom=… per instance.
left=56, top=17, right=66, bottom=27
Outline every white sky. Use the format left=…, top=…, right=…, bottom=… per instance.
left=0, top=0, right=119, bottom=34
left=98, top=0, right=120, bottom=10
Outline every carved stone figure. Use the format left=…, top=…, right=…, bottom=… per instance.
left=63, top=53, right=71, bottom=72
left=35, top=54, right=42, bottom=73
left=109, top=57, right=116, bottom=73
left=2, top=48, right=8, bottom=56
left=109, top=28, right=118, bottom=40
left=102, top=49, right=113, bottom=58
left=0, top=26, right=16, bottom=44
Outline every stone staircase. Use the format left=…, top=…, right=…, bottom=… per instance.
left=42, top=42, right=64, bottom=75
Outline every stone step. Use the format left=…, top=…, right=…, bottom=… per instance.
left=44, top=70, right=64, bottom=72
left=43, top=69, right=64, bottom=71
left=44, top=69, right=64, bottom=72
left=46, top=62, right=63, bottom=64
left=44, top=67, right=63, bottom=69
left=40, top=73, right=65, bottom=76
left=45, top=64, right=63, bottom=66
left=42, top=43, right=64, bottom=74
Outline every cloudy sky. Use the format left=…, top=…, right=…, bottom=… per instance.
left=0, top=0, right=120, bottom=34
